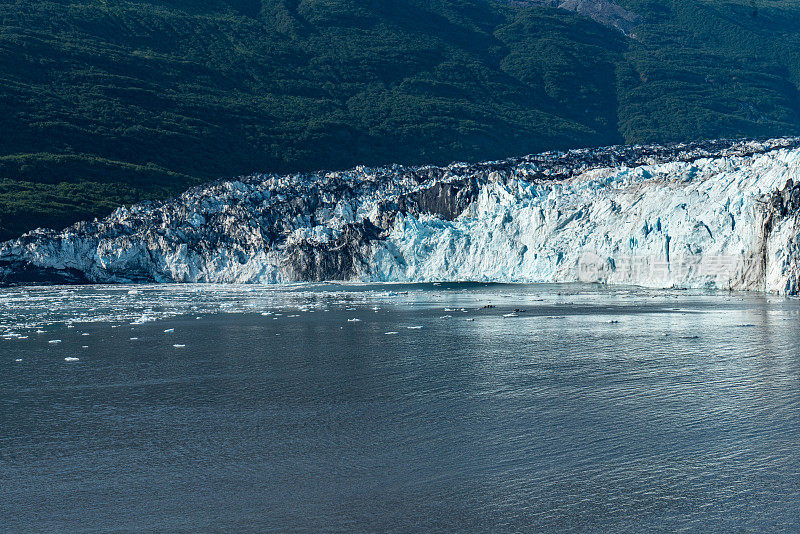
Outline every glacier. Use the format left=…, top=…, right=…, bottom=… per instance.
left=2, top=137, right=800, bottom=294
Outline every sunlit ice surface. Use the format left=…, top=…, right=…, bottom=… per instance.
left=1, top=283, right=799, bottom=532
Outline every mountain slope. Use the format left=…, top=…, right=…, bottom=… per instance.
left=1, top=0, right=800, bottom=240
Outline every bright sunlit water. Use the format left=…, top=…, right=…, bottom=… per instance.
left=1, top=283, right=799, bottom=532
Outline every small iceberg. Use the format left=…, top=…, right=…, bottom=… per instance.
left=131, top=313, right=155, bottom=325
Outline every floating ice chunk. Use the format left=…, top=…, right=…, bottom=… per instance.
left=131, top=314, right=155, bottom=325
left=64, top=357, right=79, bottom=362
left=163, top=328, right=175, bottom=333
left=173, top=344, right=186, bottom=348
left=49, top=339, right=61, bottom=344
left=347, top=318, right=361, bottom=322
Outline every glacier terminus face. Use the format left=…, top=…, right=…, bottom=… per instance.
left=2, top=138, right=800, bottom=294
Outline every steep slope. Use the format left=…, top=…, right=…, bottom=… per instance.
left=1, top=0, right=800, bottom=240
left=3, top=137, right=800, bottom=294
left=0, top=0, right=625, bottom=239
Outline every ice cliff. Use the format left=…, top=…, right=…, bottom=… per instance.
left=2, top=137, right=800, bottom=294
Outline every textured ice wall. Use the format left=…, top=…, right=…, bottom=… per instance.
left=369, top=150, right=800, bottom=292
left=1, top=139, right=800, bottom=293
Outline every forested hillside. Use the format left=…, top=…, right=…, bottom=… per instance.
left=0, top=0, right=799, bottom=239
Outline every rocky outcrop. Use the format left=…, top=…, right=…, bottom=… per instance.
left=516, top=0, right=640, bottom=33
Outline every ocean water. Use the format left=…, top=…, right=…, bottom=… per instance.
left=1, top=283, right=799, bottom=532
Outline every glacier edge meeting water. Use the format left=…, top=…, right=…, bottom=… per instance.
left=1, top=137, right=800, bottom=293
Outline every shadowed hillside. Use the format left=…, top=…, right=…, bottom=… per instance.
left=0, top=0, right=799, bottom=239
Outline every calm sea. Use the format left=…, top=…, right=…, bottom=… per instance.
left=1, top=283, right=799, bottom=532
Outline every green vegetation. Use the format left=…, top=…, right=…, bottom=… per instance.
left=0, top=0, right=799, bottom=239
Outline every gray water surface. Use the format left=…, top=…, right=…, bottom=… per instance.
left=1, top=283, right=799, bottom=532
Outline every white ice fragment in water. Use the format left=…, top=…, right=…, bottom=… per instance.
left=64, top=357, right=79, bottom=362
left=347, top=318, right=361, bottom=322
left=49, top=339, right=61, bottom=344
left=173, top=344, right=186, bottom=348
left=163, top=328, right=174, bottom=333
left=131, top=314, right=155, bottom=325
